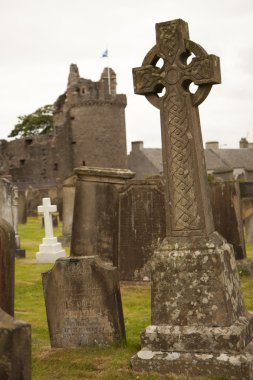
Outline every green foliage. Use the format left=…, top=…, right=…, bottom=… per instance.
left=15, top=218, right=253, bottom=379
left=8, top=104, right=53, bottom=138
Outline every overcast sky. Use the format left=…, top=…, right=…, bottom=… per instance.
left=1, top=0, right=253, bottom=151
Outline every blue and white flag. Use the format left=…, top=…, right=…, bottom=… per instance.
left=101, top=49, right=108, bottom=58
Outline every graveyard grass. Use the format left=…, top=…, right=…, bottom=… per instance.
left=15, top=217, right=253, bottom=380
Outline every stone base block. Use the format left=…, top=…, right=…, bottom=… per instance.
left=131, top=343, right=253, bottom=380
left=151, top=232, right=245, bottom=327
left=36, top=250, right=66, bottom=263
left=141, top=313, right=253, bottom=353
left=36, top=236, right=66, bottom=263
left=0, top=308, right=31, bottom=379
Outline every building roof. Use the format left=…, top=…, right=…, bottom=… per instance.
left=206, top=148, right=253, bottom=172
left=128, top=141, right=253, bottom=179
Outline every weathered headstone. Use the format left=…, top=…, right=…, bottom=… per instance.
left=71, top=167, right=135, bottom=264
left=245, top=215, right=253, bottom=244
left=0, top=178, right=25, bottom=258
left=36, top=197, right=66, bottom=263
left=18, top=190, right=27, bottom=224
left=131, top=19, right=253, bottom=379
left=0, top=218, right=15, bottom=316
left=0, top=308, right=31, bottom=380
left=42, top=167, right=133, bottom=347
left=61, top=174, right=76, bottom=246
left=118, top=179, right=246, bottom=281
left=118, top=178, right=166, bottom=281
left=240, top=184, right=253, bottom=244
left=210, top=181, right=246, bottom=259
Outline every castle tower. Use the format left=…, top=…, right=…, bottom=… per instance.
left=54, top=64, right=128, bottom=170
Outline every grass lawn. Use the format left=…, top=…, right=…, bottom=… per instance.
left=15, top=217, right=253, bottom=380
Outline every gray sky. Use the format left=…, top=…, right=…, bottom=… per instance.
left=1, top=0, right=253, bottom=151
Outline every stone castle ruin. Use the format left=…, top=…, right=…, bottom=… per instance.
left=0, top=65, right=128, bottom=207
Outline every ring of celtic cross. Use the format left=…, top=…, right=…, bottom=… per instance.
left=138, top=39, right=214, bottom=109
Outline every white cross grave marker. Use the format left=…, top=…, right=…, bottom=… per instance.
left=36, top=197, right=66, bottom=263
left=38, top=198, right=56, bottom=239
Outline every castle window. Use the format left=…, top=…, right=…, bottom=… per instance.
left=20, top=159, right=26, bottom=166
left=25, top=138, right=33, bottom=146
left=70, top=116, right=75, bottom=120
left=54, top=163, right=58, bottom=171
left=71, top=141, right=76, bottom=145
left=81, top=88, right=86, bottom=94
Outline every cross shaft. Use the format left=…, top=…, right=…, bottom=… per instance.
left=133, top=19, right=221, bottom=239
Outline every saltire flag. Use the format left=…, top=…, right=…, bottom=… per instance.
left=101, top=49, right=108, bottom=58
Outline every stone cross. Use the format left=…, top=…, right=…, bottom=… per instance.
left=133, top=19, right=221, bottom=242
left=132, top=19, right=253, bottom=379
left=38, top=198, right=57, bottom=239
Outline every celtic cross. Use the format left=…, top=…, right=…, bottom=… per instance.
left=133, top=19, right=221, bottom=240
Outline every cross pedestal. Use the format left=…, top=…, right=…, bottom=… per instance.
left=131, top=19, right=253, bottom=379
left=36, top=198, right=66, bottom=263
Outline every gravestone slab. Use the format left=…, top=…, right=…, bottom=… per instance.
left=42, top=256, right=125, bottom=347
left=0, top=307, right=31, bottom=380
left=131, top=19, right=253, bottom=379
left=42, top=167, right=132, bottom=347
left=118, top=178, right=165, bottom=281
left=0, top=178, right=26, bottom=258
left=36, top=198, right=66, bottom=263
left=71, top=167, right=134, bottom=264
left=61, top=174, right=76, bottom=246
left=18, top=190, right=27, bottom=224
left=118, top=180, right=245, bottom=281
left=0, top=218, right=15, bottom=316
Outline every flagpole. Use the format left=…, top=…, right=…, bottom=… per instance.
left=107, top=50, right=111, bottom=95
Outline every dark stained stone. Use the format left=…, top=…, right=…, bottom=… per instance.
left=0, top=307, right=31, bottom=380
left=118, top=178, right=165, bottom=281
left=0, top=218, right=15, bottom=316
left=42, top=256, right=125, bottom=347
left=131, top=18, right=253, bottom=379
left=210, top=181, right=246, bottom=259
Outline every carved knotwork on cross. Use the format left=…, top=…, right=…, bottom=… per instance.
left=133, top=19, right=221, bottom=239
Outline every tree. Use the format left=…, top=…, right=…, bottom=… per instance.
left=8, top=104, right=54, bottom=138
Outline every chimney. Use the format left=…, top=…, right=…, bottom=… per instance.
left=205, top=141, right=219, bottom=149
left=239, top=138, right=249, bottom=148
left=131, top=141, right=143, bottom=153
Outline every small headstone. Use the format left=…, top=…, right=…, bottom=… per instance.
left=70, top=167, right=135, bottom=264
left=131, top=18, right=253, bottom=379
left=0, top=178, right=26, bottom=258
left=210, top=181, right=246, bottom=259
left=61, top=175, right=77, bottom=246
left=0, top=307, right=31, bottom=380
left=18, top=190, right=27, bottom=224
left=36, top=197, right=66, bottom=263
left=42, top=167, right=133, bottom=347
left=0, top=217, right=15, bottom=316
left=42, top=256, right=125, bottom=347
